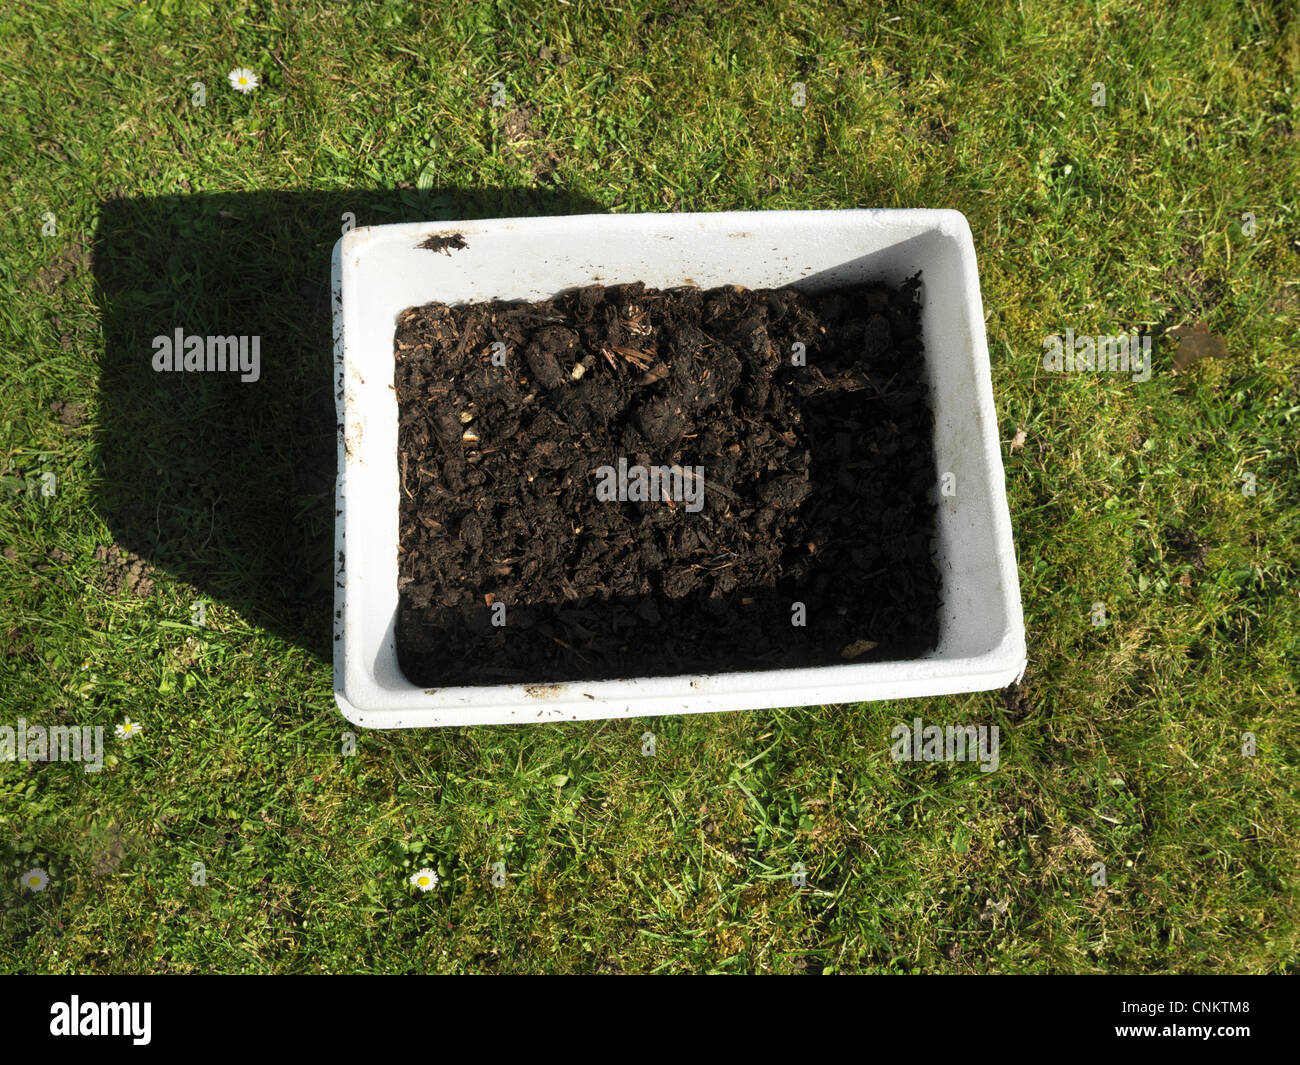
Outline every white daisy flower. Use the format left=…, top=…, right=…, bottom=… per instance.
left=228, top=68, right=260, bottom=94
left=22, top=868, right=49, bottom=892
left=115, top=718, right=142, bottom=740
left=409, top=867, right=438, bottom=892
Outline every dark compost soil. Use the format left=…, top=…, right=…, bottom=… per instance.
left=393, top=277, right=940, bottom=686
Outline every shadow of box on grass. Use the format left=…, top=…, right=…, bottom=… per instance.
left=90, top=187, right=603, bottom=659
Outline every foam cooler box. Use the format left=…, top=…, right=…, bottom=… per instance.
left=331, top=209, right=1026, bottom=728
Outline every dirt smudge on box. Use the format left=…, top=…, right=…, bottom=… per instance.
left=418, top=233, right=468, bottom=255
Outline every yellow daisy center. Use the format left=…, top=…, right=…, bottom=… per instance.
left=29, top=877, right=39, bottom=885
left=418, top=876, right=429, bottom=886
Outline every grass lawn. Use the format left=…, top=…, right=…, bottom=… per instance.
left=0, top=0, right=1297, bottom=974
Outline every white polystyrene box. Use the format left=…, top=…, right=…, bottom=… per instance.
left=331, top=209, right=1026, bottom=728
